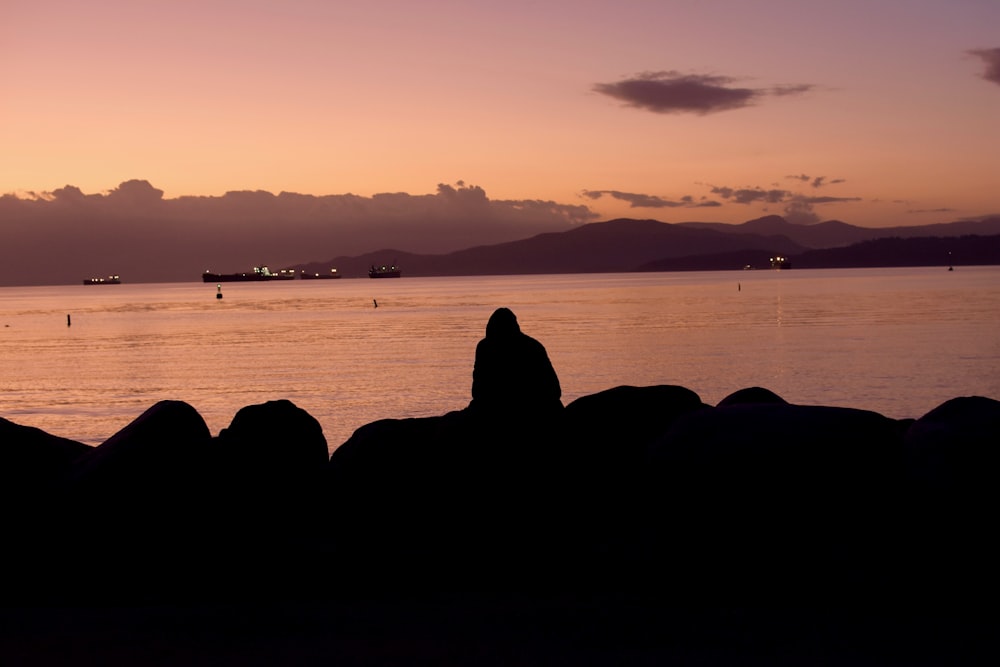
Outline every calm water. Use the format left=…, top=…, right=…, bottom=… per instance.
left=2, top=267, right=998, bottom=451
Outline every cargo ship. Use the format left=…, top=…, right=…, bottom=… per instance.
left=299, top=268, right=342, bottom=279
left=368, top=263, right=401, bottom=278
left=202, top=266, right=296, bottom=282
left=83, top=275, right=121, bottom=285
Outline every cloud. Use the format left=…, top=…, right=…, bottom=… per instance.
left=581, top=189, right=719, bottom=208
left=782, top=197, right=822, bottom=225
left=0, top=180, right=599, bottom=285
left=800, top=195, right=862, bottom=205
left=784, top=174, right=846, bottom=188
left=969, top=47, right=1000, bottom=85
left=907, top=207, right=958, bottom=214
left=107, top=179, right=165, bottom=204
left=592, top=70, right=813, bottom=115
left=710, top=186, right=789, bottom=204
left=706, top=180, right=861, bottom=224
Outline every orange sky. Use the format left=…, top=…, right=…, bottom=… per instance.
left=3, top=0, right=999, bottom=227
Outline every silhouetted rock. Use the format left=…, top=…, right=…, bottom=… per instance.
left=717, top=385, right=788, bottom=406
left=217, top=398, right=328, bottom=487
left=67, top=399, right=212, bottom=499
left=208, top=399, right=330, bottom=597
left=1, top=313, right=998, bottom=663
left=0, top=416, right=88, bottom=498
left=903, top=395, right=1000, bottom=495
left=899, top=395, right=1000, bottom=606
left=1, top=418, right=91, bottom=603
left=565, top=384, right=705, bottom=458
left=52, top=400, right=214, bottom=601
left=326, top=406, right=574, bottom=591
left=644, top=402, right=908, bottom=604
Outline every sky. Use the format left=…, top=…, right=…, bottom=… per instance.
left=2, top=0, right=999, bottom=266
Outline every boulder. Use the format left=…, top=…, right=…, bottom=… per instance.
left=642, top=401, right=908, bottom=603
left=903, top=395, right=1000, bottom=495
left=216, top=398, right=328, bottom=487
left=717, top=386, right=788, bottom=406
left=326, top=407, right=574, bottom=590
left=899, top=396, right=1000, bottom=604
left=67, top=399, right=212, bottom=500
left=210, top=399, right=331, bottom=597
left=0, top=416, right=89, bottom=498
left=30, top=401, right=214, bottom=602
left=564, top=384, right=706, bottom=463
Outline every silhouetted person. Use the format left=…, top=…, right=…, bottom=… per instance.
left=469, top=307, right=562, bottom=418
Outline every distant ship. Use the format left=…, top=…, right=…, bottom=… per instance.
left=83, top=274, right=121, bottom=285
left=369, top=263, right=401, bottom=278
left=770, top=255, right=791, bottom=270
left=299, top=268, right=342, bottom=279
left=202, top=266, right=297, bottom=282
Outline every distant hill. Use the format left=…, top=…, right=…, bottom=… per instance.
left=300, top=217, right=1000, bottom=278
left=299, top=218, right=805, bottom=277
left=677, top=215, right=1000, bottom=250
left=793, top=234, right=1000, bottom=269
left=637, top=234, right=1000, bottom=272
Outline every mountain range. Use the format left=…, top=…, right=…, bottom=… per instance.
left=297, top=215, right=1000, bottom=278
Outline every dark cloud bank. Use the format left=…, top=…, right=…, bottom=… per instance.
left=0, top=180, right=596, bottom=285
left=584, top=173, right=859, bottom=226
left=969, top=47, right=1000, bottom=86
left=592, top=70, right=813, bottom=114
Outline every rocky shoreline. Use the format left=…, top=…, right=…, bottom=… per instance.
left=3, top=382, right=998, bottom=664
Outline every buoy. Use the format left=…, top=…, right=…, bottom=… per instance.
left=216, top=284, right=223, bottom=299
left=67, top=314, right=71, bottom=327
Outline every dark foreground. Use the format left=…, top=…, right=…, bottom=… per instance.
left=3, top=385, right=998, bottom=665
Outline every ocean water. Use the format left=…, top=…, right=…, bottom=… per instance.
left=2, top=267, right=998, bottom=451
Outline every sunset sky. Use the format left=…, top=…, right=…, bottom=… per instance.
left=3, top=0, right=999, bottom=228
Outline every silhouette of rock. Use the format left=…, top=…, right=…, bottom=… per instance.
left=558, top=385, right=706, bottom=587
left=645, top=402, right=907, bottom=604
left=2, top=418, right=91, bottom=603
left=903, top=395, right=1000, bottom=494
left=325, top=412, right=472, bottom=588
left=565, top=384, right=705, bottom=458
left=717, top=385, right=788, bottom=406
left=211, top=399, right=330, bottom=597
left=217, top=398, right=328, bottom=485
left=0, top=416, right=88, bottom=498
left=469, top=307, right=562, bottom=418
left=2, top=318, right=999, bottom=663
left=67, top=399, right=212, bottom=499
left=53, top=400, right=214, bottom=601
left=899, top=395, right=1000, bottom=607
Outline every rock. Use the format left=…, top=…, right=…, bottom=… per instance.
left=1, top=418, right=91, bottom=602
left=717, top=386, right=788, bottom=406
left=27, top=401, right=213, bottom=602
left=1, top=307, right=997, bottom=624
left=899, top=396, right=1000, bottom=605
left=211, top=399, right=331, bottom=597
left=67, top=399, right=212, bottom=499
left=903, top=395, right=1000, bottom=495
left=643, top=401, right=908, bottom=603
left=0, top=416, right=89, bottom=498
left=564, top=384, right=706, bottom=462
left=216, top=398, right=328, bottom=487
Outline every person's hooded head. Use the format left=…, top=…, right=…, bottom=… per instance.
left=485, top=307, right=520, bottom=338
